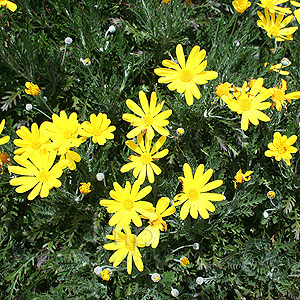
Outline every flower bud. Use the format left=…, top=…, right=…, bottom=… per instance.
left=151, top=273, right=161, bottom=282
left=96, top=173, right=105, bottom=181
left=196, top=277, right=204, bottom=285
left=65, top=37, right=73, bottom=45
left=25, top=103, right=33, bottom=111
left=94, top=266, right=102, bottom=276
left=171, top=287, right=179, bottom=297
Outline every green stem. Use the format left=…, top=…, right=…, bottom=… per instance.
left=37, top=94, right=53, bottom=115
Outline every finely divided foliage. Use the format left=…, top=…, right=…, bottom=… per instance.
left=0, top=0, right=300, bottom=299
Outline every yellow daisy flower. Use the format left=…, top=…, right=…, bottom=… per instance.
left=0, top=119, right=10, bottom=145
left=79, top=113, right=116, bottom=145
left=174, top=163, right=224, bottom=220
left=139, top=197, right=176, bottom=248
left=9, top=149, right=69, bottom=200
left=122, top=91, right=172, bottom=140
left=271, top=78, right=300, bottom=111
left=154, top=44, right=218, bottom=106
left=180, top=256, right=190, bottom=267
left=265, top=132, right=298, bottom=165
left=60, top=149, right=81, bottom=171
left=25, top=82, right=40, bottom=96
left=99, top=180, right=157, bottom=227
left=43, top=111, right=84, bottom=155
left=13, top=123, right=51, bottom=157
left=257, top=9, right=298, bottom=41
left=215, top=82, right=233, bottom=100
left=233, top=169, right=253, bottom=189
left=100, top=269, right=111, bottom=281
left=222, top=78, right=273, bottom=131
left=120, top=134, right=168, bottom=184
left=232, top=0, right=252, bottom=13
left=103, top=227, right=146, bottom=275
left=0, top=0, right=17, bottom=12
left=257, top=0, right=292, bottom=14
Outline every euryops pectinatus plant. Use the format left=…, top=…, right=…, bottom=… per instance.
left=1, top=0, right=300, bottom=299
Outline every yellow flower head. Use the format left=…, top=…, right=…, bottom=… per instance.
left=233, top=169, right=253, bottom=189
left=174, top=163, right=224, bottom=220
left=176, top=127, right=185, bottom=135
left=103, top=227, right=146, bottom=275
left=43, top=111, right=84, bottom=155
left=180, top=256, right=190, bottom=267
left=267, top=191, right=276, bottom=199
left=13, top=123, right=51, bottom=157
left=257, top=9, right=298, bottom=41
left=0, top=0, right=17, bottom=12
left=139, top=197, right=176, bottom=248
left=99, top=180, right=157, bottom=227
left=0, top=119, right=10, bottom=146
left=265, top=60, right=291, bottom=75
left=100, top=269, right=111, bottom=281
left=215, top=82, right=233, bottom=100
left=0, top=152, right=11, bottom=174
left=9, top=149, right=69, bottom=200
left=79, top=113, right=116, bottom=145
left=154, top=44, right=218, bottom=106
left=257, top=0, right=291, bottom=14
left=79, top=182, right=91, bottom=194
left=271, top=79, right=300, bottom=111
left=232, top=0, right=251, bottom=13
left=162, top=0, right=171, bottom=3
left=222, top=78, right=273, bottom=131
left=25, top=82, right=40, bottom=96
left=120, top=134, right=168, bottom=184
left=122, top=91, right=172, bottom=140
left=60, top=149, right=81, bottom=171
left=265, top=132, right=298, bottom=165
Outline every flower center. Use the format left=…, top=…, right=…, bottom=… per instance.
left=140, top=153, right=152, bottom=164
left=93, top=128, right=102, bottom=136
left=272, top=89, right=285, bottom=102
left=187, top=188, right=199, bottom=201
left=31, top=141, right=41, bottom=150
left=36, top=169, right=50, bottom=183
left=277, top=145, right=287, bottom=154
left=125, top=235, right=136, bottom=251
left=63, top=130, right=72, bottom=139
left=180, top=69, right=194, bottom=82
left=269, top=25, right=279, bottom=37
left=123, top=199, right=134, bottom=210
left=216, top=84, right=230, bottom=97
left=239, top=95, right=252, bottom=111
left=142, top=115, right=153, bottom=127
left=235, top=172, right=244, bottom=183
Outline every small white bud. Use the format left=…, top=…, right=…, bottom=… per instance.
left=171, top=287, right=179, bottom=297
left=64, top=37, right=73, bottom=45
left=281, top=57, right=290, bottom=66
left=196, top=277, right=204, bottom=285
left=94, top=266, right=102, bottom=276
left=151, top=273, right=161, bottom=282
left=193, top=242, right=199, bottom=250
left=233, top=40, right=240, bottom=47
left=263, top=211, right=269, bottom=218
left=108, top=25, right=116, bottom=34
left=96, top=173, right=105, bottom=181
left=25, top=103, right=33, bottom=111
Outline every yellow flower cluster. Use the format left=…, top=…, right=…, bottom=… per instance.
left=3, top=111, right=116, bottom=200
left=101, top=49, right=225, bottom=274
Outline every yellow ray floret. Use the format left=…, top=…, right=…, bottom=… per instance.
left=174, top=163, right=224, bottom=220
left=0, top=0, right=17, bottom=12
left=265, top=132, right=298, bottom=165
left=120, top=133, right=168, bottom=184
left=9, top=149, right=69, bottom=200
left=99, top=180, right=157, bottom=227
left=0, top=119, right=10, bottom=146
left=257, top=9, right=298, bottom=41
left=79, top=113, right=116, bottom=145
left=103, top=227, right=146, bottom=275
left=154, top=44, right=218, bottom=106
left=123, top=91, right=172, bottom=140
left=222, top=78, right=273, bottom=131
